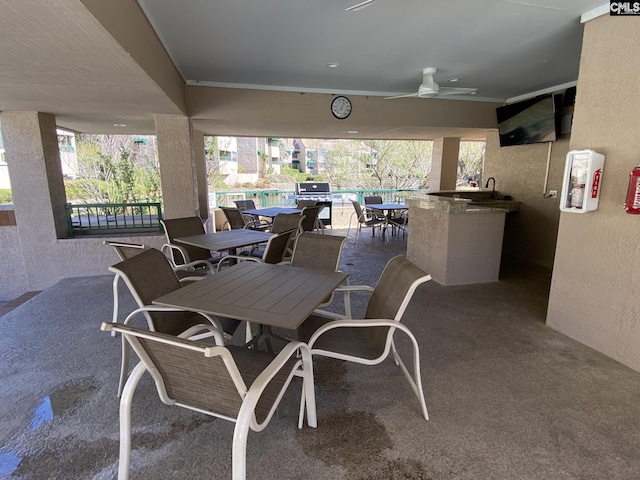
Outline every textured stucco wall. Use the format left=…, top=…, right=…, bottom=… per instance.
left=79, top=0, right=186, bottom=114
left=407, top=203, right=505, bottom=285
left=0, top=112, right=170, bottom=299
left=0, top=226, right=28, bottom=300
left=547, top=15, right=640, bottom=371
left=484, top=133, right=569, bottom=267
left=155, top=115, right=199, bottom=219
left=430, top=137, right=460, bottom=191
left=0, top=229, right=166, bottom=301
left=237, top=137, right=259, bottom=175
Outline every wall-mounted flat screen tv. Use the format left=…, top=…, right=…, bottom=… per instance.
left=496, top=94, right=557, bottom=147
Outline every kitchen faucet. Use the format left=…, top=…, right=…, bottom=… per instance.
left=485, top=177, right=497, bottom=198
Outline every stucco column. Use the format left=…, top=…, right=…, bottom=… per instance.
left=155, top=114, right=200, bottom=219
left=191, top=129, right=209, bottom=221
left=1, top=112, right=67, bottom=239
left=429, top=137, right=460, bottom=191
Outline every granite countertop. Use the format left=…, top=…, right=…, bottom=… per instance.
left=403, top=191, right=520, bottom=213
left=406, top=195, right=511, bottom=214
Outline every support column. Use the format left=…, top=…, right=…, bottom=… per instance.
left=429, top=137, right=460, bottom=192
left=1, top=112, right=67, bottom=239
left=155, top=115, right=200, bottom=219
left=191, top=129, right=209, bottom=221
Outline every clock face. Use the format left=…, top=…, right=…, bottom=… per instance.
left=331, top=96, right=352, bottom=119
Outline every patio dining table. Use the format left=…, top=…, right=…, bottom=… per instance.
left=242, top=206, right=301, bottom=218
left=365, top=203, right=408, bottom=242
left=175, top=228, right=274, bottom=255
left=153, top=261, right=348, bottom=330
left=153, top=261, right=348, bottom=429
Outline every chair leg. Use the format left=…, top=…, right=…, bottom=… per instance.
left=118, top=338, right=130, bottom=397
left=111, top=275, right=120, bottom=337
left=297, top=349, right=317, bottom=429
left=391, top=333, right=429, bottom=421
left=118, top=362, right=146, bottom=480
left=232, top=407, right=252, bottom=480
left=245, top=322, right=254, bottom=344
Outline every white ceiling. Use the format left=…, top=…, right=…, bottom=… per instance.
left=139, top=0, right=605, bottom=101
left=0, top=0, right=607, bottom=136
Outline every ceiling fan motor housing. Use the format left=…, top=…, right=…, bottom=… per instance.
left=418, top=83, right=439, bottom=98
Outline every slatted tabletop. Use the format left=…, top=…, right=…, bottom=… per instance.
left=364, top=203, right=408, bottom=211
left=243, top=207, right=301, bottom=218
left=176, top=229, right=274, bottom=252
left=153, top=262, right=348, bottom=329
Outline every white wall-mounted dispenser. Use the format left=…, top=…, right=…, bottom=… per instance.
left=560, top=149, right=605, bottom=213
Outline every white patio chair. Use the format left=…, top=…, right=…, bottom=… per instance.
left=101, top=322, right=316, bottom=480
left=297, top=255, right=432, bottom=420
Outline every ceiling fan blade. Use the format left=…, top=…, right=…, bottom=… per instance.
left=384, top=92, right=419, bottom=100
left=437, top=87, right=478, bottom=96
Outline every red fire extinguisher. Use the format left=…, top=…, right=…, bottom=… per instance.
left=625, top=167, right=640, bottom=214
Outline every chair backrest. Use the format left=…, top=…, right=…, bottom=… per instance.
left=270, top=212, right=305, bottom=234
left=364, top=195, right=383, bottom=205
left=365, top=255, right=431, bottom=322
left=220, top=207, right=248, bottom=230
left=108, top=248, right=208, bottom=336
left=300, top=206, right=322, bottom=232
left=161, top=216, right=212, bottom=263
left=261, top=229, right=296, bottom=264
left=234, top=200, right=261, bottom=224
left=119, top=323, right=246, bottom=415
left=364, top=196, right=384, bottom=218
left=350, top=200, right=366, bottom=224
left=290, top=233, right=346, bottom=271
left=104, top=240, right=150, bottom=261
left=234, top=199, right=257, bottom=211
left=108, top=323, right=278, bottom=423
left=295, top=199, right=317, bottom=209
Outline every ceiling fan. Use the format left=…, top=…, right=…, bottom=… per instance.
left=385, top=67, right=478, bottom=99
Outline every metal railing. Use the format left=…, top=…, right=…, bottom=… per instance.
left=63, top=189, right=417, bottom=236
left=210, top=188, right=416, bottom=208
left=65, top=202, right=163, bottom=237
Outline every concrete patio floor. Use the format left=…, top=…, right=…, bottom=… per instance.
left=1, top=227, right=639, bottom=479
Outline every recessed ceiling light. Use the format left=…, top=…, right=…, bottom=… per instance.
left=448, top=78, right=459, bottom=83
left=345, top=0, right=375, bottom=12
left=326, top=62, right=340, bottom=68
left=469, top=92, right=477, bottom=95
left=348, top=130, right=359, bottom=134
left=113, top=123, right=127, bottom=127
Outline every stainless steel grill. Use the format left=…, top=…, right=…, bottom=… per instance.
left=294, top=182, right=332, bottom=226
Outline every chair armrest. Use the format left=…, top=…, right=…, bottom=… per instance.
left=162, top=243, right=215, bottom=273
left=161, top=243, right=188, bottom=267
left=333, top=285, right=375, bottom=293
left=122, top=305, right=226, bottom=345
left=239, top=341, right=312, bottom=430
left=307, top=318, right=403, bottom=347
left=175, top=259, right=215, bottom=274
left=216, top=254, right=263, bottom=271
left=179, top=276, right=208, bottom=285
left=312, top=283, right=372, bottom=319
left=178, top=324, right=229, bottom=343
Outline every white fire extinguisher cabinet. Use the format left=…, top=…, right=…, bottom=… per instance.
left=560, top=149, right=605, bottom=213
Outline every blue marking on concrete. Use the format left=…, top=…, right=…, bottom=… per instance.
left=31, top=396, right=54, bottom=430
left=0, top=451, right=21, bottom=476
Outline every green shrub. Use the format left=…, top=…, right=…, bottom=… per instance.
left=0, top=189, right=12, bottom=204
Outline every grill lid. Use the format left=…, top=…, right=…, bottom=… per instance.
left=295, top=182, right=331, bottom=194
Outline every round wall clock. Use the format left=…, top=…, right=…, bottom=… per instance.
left=331, top=96, right=352, bottom=119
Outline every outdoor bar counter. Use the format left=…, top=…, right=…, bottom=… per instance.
left=405, top=194, right=508, bottom=286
